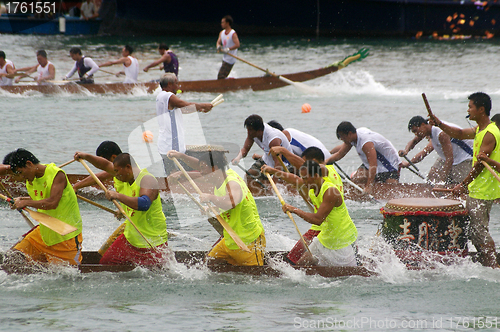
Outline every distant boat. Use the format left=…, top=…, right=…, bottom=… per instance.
left=0, top=14, right=101, bottom=35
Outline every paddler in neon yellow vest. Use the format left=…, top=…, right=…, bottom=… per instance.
left=74, top=152, right=169, bottom=266
left=2, top=148, right=82, bottom=265
left=282, top=160, right=358, bottom=266
left=167, top=148, right=266, bottom=266
left=262, top=146, right=343, bottom=265
left=428, top=92, right=500, bottom=267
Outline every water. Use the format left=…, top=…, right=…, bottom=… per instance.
left=2, top=35, right=500, bottom=331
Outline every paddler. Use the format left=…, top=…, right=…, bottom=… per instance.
left=13, top=50, right=56, bottom=85
left=143, top=44, right=179, bottom=77
left=99, top=45, right=139, bottom=83
left=1, top=149, right=83, bottom=266
left=63, top=47, right=99, bottom=84
left=399, top=115, right=473, bottom=184
left=216, top=15, right=240, bottom=79
left=325, top=121, right=401, bottom=195
left=167, top=149, right=266, bottom=266
left=0, top=50, right=15, bottom=86
left=74, top=152, right=169, bottom=266
left=281, top=160, right=358, bottom=266
left=232, top=114, right=294, bottom=180
left=262, top=147, right=344, bottom=265
left=428, top=92, right=500, bottom=267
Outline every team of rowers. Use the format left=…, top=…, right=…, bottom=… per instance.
left=1, top=81, right=500, bottom=269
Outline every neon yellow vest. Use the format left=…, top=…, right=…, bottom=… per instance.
left=469, top=122, right=500, bottom=200
left=309, top=180, right=357, bottom=250
left=26, top=163, right=82, bottom=246
left=309, top=165, right=344, bottom=232
left=114, top=168, right=168, bottom=248
left=214, top=169, right=264, bottom=250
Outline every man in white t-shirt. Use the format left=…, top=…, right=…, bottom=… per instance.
left=216, top=15, right=240, bottom=79
left=99, top=45, right=139, bottom=83
left=156, top=73, right=213, bottom=175
left=326, top=121, right=401, bottom=195
left=399, top=115, right=473, bottom=184
left=232, top=114, right=294, bottom=178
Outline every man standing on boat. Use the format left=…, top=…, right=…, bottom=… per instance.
left=156, top=73, right=213, bottom=176
left=167, top=148, right=266, bottom=266
left=1, top=149, right=83, bottom=266
left=80, top=0, right=99, bottom=20
left=282, top=160, right=358, bottom=266
left=99, top=45, right=139, bottom=83
left=325, top=121, right=401, bottom=195
left=232, top=114, right=294, bottom=179
left=13, top=50, right=55, bottom=85
left=63, top=47, right=99, bottom=84
left=143, top=44, right=179, bottom=77
left=399, top=115, right=473, bottom=184
left=428, top=92, right=500, bottom=267
left=216, top=15, right=240, bottom=80
left=0, top=51, right=15, bottom=86
left=262, top=147, right=344, bottom=265
left=74, top=152, right=169, bottom=266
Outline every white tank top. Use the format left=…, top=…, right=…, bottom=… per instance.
left=254, top=123, right=293, bottom=168
left=37, top=61, right=53, bottom=84
left=220, top=29, right=238, bottom=65
left=123, top=56, right=139, bottom=83
left=286, top=128, right=332, bottom=160
left=156, top=91, right=186, bottom=154
left=430, top=122, right=473, bottom=165
left=354, top=127, right=401, bottom=173
left=0, top=59, right=15, bottom=86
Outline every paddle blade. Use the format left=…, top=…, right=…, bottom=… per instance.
left=24, top=208, right=78, bottom=236
left=278, top=76, right=318, bottom=94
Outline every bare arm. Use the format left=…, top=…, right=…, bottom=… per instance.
left=230, top=32, right=240, bottom=50
left=143, top=53, right=170, bottom=72
left=107, top=175, right=159, bottom=210
left=404, top=141, right=434, bottom=166
left=74, top=152, right=115, bottom=175
left=168, top=94, right=213, bottom=113
left=232, top=137, right=254, bottom=164
left=14, top=171, right=66, bottom=210
left=283, top=186, right=341, bottom=225
left=399, top=135, right=423, bottom=157
left=269, top=146, right=304, bottom=169
left=200, top=180, right=243, bottom=211
left=167, top=150, right=200, bottom=170
left=325, top=143, right=352, bottom=164
left=268, top=138, right=286, bottom=170
left=73, top=171, right=114, bottom=191
left=261, top=164, right=303, bottom=187
left=100, top=57, right=130, bottom=68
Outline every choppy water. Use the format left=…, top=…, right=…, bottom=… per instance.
left=2, top=34, right=500, bottom=331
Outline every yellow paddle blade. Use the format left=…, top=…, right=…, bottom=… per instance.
left=24, top=208, right=77, bottom=236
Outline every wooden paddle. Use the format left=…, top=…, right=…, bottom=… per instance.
left=233, top=162, right=266, bottom=188
left=173, top=179, right=224, bottom=236
left=225, top=53, right=318, bottom=94
left=402, top=155, right=430, bottom=183
left=169, top=156, right=250, bottom=252
left=78, top=159, right=156, bottom=250
left=98, top=222, right=126, bottom=256
left=58, top=159, right=76, bottom=168
left=0, top=192, right=77, bottom=235
left=0, top=182, right=35, bottom=228
left=481, top=160, right=500, bottom=183
left=275, top=155, right=315, bottom=212
left=331, top=161, right=380, bottom=204
left=264, top=172, right=313, bottom=257
left=76, top=194, right=119, bottom=216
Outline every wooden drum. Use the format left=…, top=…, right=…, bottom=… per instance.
left=380, top=198, right=469, bottom=257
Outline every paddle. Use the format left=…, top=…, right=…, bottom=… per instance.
left=402, top=155, right=429, bottom=182
left=225, top=53, right=318, bottom=94
left=76, top=194, right=120, bottom=216
left=78, top=159, right=156, bottom=250
left=275, top=155, right=314, bottom=212
left=233, top=162, right=266, bottom=189
left=0, top=182, right=35, bottom=228
left=0, top=192, right=77, bottom=235
left=331, top=161, right=380, bottom=204
left=98, top=222, right=126, bottom=256
left=173, top=179, right=224, bottom=237
left=58, top=159, right=76, bottom=168
left=169, top=156, right=250, bottom=252
left=264, top=172, right=313, bottom=257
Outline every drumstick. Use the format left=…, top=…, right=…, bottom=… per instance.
left=481, top=160, right=500, bottom=183
left=212, top=99, right=224, bottom=107
left=211, top=94, right=223, bottom=104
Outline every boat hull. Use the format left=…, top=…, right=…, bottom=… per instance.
left=0, top=65, right=339, bottom=95
left=0, top=250, right=374, bottom=277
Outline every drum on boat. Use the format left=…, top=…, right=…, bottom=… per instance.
left=380, top=198, right=469, bottom=262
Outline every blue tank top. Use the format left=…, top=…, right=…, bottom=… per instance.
left=163, top=51, right=179, bottom=76
left=76, top=56, right=91, bottom=78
